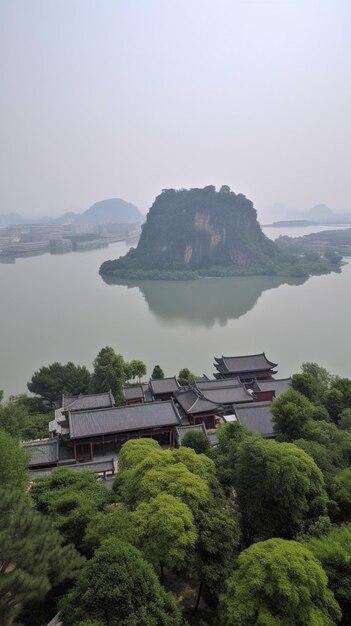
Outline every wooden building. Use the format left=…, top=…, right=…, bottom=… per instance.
left=65, top=400, right=182, bottom=462
left=251, top=377, right=291, bottom=402
left=214, top=353, right=277, bottom=383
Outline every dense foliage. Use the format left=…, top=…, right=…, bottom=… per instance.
left=219, top=538, right=341, bottom=626
left=4, top=359, right=351, bottom=625
left=60, top=538, right=183, bottom=626
left=99, top=186, right=343, bottom=280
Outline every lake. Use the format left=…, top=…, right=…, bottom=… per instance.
left=1, top=225, right=350, bottom=397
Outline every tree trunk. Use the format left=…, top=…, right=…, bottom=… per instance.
left=194, top=579, right=204, bottom=613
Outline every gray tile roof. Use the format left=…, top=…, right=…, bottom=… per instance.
left=23, top=438, right=59, bottom=467
left=149, top=377, right=180, bottom=395
left=62, top=391, right=115, bottom=412
left=214, top=353, right=277, bottom=374
left=174, top=388, right=220, bottom=415
left=174, top=423, right=208, bottom=445
left=254, top=378, right=292, bottom=397
left=195, top=378, right=253, bottom=404
left=124, top=385, right=144, bottom=400
left=233, top=401, right=275, bottom=437
left=68, top=401, right=181, bottom=439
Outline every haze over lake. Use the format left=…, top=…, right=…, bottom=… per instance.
left=1, top=226, right=350, bottom=397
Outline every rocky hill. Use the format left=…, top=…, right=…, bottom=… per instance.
left=100, top=186, right=343, bottom=280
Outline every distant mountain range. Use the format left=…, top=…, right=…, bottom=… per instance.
left=263, top=203, right=351, bottom=225
left=0, top=198, right=144, bottom=227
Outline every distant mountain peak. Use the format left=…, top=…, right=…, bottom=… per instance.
left=77, top=198, right=143, bottom=224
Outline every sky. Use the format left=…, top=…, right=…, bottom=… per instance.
left=0, top=0, right=350, bottom=218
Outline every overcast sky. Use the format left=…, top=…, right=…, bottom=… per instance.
left=0, top=0, right=350, bottom=218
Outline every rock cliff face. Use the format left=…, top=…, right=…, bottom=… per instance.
left=101, top=186, right=277, bottom=276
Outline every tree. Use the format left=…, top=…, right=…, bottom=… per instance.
left=27, top=361, right=91, bottom=407
left=138, top=462, right=211, bottom=513
left=151, top=364, right=164, bottom=379
left=219, top=538, right=341, bottom=626
left=339, top=408, right=351, bottom=430
left=31, top=468, right=110, bottom=550
left=133, top=493, right=197, bottom=581
left=117, top=438, right=161, bottom=471
left=291, top=372, right=320, bottom=402
left=177, top=367, right=198, bottom=386
left=331, top=376, right=351, bottom=407
left=91, top=346, right=125, bottom=405
left=306, top=524, right=351, bottom=624
left=59, top=538, right=182, bottom=626
left=271, top=389, right=314, bottom=440
left=0, top=429, right=28, bottom=490
left=193, top=503, right=241, bottom=609
left=83, top=504, right=136, bottom=555
left=323, top=388, right=345, bottom=423
left=234, top=437, right=328, bottom=543
left=0, top=488, right=83, bottom=626
left=0, top=401, right=28, bottom=437
left=115, top=441, right=214, bottom=508
left=301, top=362, right=333, bottom=401
left=181, top=430, right=211, bottom=455
left=214, top=421, right=254, bottom=492
left=329, top=467, right=351, bottom=522
left=129, top=359, right=147, bottom=382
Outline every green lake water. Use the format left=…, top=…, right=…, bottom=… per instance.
left=1, top=229, right=350, bottom=396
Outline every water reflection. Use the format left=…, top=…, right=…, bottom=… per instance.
left=101, top=274, right=306, bottom=327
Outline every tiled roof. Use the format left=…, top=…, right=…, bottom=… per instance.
left=124, top=385, right=144, bottom=400
left=68, top=401, right=181, bottom=439
left=214, top=353, right=277, bottom=374
left=174, top=423, right=208, bottom=445
left=233, top=401, right=275, bottom=437
left=62, top=391, right=115, bottom=412
left=195, top=378, right=253, bottom=404
left=174, top=388, right=220, bottom=415
left=23, top=438, right=59, bottom=467
left=149, top=377, right=180, bottom=395
left=253, top=378, right=292, bottom=397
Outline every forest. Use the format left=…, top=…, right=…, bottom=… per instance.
left=1, top=360, right=351, bottom=625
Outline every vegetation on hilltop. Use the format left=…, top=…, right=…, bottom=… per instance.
left=99, top=186, right=343, bottom=281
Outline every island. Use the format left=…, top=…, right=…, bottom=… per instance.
left=99, top=186, right=343, bottom=280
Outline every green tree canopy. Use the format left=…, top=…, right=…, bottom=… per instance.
left=193, top=503, right=241, bottom=607
left=323, top=388, right=345, bottom=424
left=0, top=429, right=28, bottom=490
left=83, top=504, right=136, bottom=555
left=0, top=488, right=83, bottom=626
left=219, top=538, right=341, bottom=626
left=271, top=388, right=315, bottom=440
left=151, top=364, right=164, bottom=379
left=177, top=367, right=199, bottom=386
left=329, top=467, right=351, bottom=522
left=0, top=401, right=28, bottom=438
left=59, top=538, right=182, bottom=626
left=138, top=462, right=210, bottom=513
left=91, top=346, right=125, bottom=405
left=128, top=359, right=147, bottom=382
left=306, top=523, right=351, bottom=624
left=115, top=441, right=214, bottom=509
left=181, top=430, right=211, bottom=455
left=117, top=438, right=161, bottom=471
left=234, top=437, right=328, bottom=543
left=133, top=493, right=197, bottom=580
left=31, top=468, right=110, bottom=550
left=27, top=361, right=91, bottom=407
left=301, top=362, right=333, bottom=400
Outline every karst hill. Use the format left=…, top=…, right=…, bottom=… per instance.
left=99, top=186, right=342, bottom=280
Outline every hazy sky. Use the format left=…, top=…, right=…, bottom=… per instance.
left=1, top=0, right=350, bottom=217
